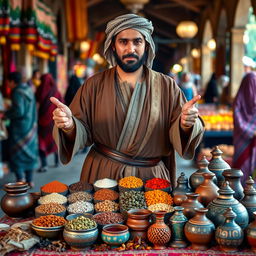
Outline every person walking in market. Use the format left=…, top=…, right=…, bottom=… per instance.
left=233, top=71, right=256, bottom=184
left=50, top=14, right=204, bottom=187
left=5, top=71, right=39, bottom=188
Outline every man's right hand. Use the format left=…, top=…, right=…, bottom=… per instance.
left=50, top=97, right=74, bottom=131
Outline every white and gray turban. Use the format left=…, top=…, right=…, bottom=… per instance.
left=104, top=13, right=155, bottom=68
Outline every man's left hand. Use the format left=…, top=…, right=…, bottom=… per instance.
left=180, top=95, right=201, bottom=130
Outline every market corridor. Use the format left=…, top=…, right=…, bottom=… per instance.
left=0, top=152, right=195, bottom=218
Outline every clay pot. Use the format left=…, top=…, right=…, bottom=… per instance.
left=181, top=193, right=204, bottom=219
left=184, top=208, right=215, bottom=250
left=172, top=172, right=191, bottom=199
left=223, top=168, right=244, bottom=200
left=241, top=176, right=256, bottom=223
left=215, top=207, right=244, bottom=252
left=207, top=181, right=249, bottom=229
left=208, top=146, right=231, bottom=187
left=189, top=156, right=217, bottom=191
left=195, top=172, right=219, bottom=207
left=147, top=211, right=171, bottom=249
left=126, top=209, right=152, bottom=240
left=247, top=212, right=256, bottom=252
left=169, top=206, right=188, bottom=248
left=1, top=182, right=34, bottom=218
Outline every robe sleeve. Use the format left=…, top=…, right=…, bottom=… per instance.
left=53, top=79, right=93, bottom=164
left=168, top=80, right=205, bottom=159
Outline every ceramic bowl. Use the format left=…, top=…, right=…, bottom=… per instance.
left=34, top=204, right=66, bottom=218
left=63, top=226, right=98, bottom=250
left=101, top=224, right=130, bottom=247
left=93, top=212, right=125, bottom=230
left=118, top=185, right=144, bottom=193
left=93, top=179, right=118, bottom=191
left=66, top=213, right=93, bottom=221
left=31, top=223, right=64, bottom=239
left=41, top=189, right=68, bottom=196
left=68, top=181, right=93, bottom=194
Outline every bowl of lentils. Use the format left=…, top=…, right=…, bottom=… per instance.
left=93, top=212, right=125, bottom=230
left=67, top=191, right=93, bottom=204
left=63, top=215, right=98, bottom=250
left=93, top=188, right=119, bottom=204
left=35, top=203, right=66, bottom=218
left=67, top=201, right=94, bottom=215
left=38, top=193, right=68, bottom=206
left=69, top=181, right=93, bottom=194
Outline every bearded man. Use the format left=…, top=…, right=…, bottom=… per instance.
left=50, top=14, right=204, bottom=187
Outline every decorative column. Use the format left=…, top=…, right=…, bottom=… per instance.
left=230, top=27, right=245, bottom=98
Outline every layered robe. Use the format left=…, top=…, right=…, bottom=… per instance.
left=54, top=66, right=204, bottom=187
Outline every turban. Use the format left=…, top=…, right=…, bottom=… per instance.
left=104, top=14, right=155, bottom=68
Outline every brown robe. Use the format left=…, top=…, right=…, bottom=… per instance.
left=53, top=66, right=204, bottom=187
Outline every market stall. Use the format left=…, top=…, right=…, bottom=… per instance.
left=1, top=171, right=256, bottom=256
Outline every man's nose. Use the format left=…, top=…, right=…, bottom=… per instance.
left=127, top=41, right=135, bottom=53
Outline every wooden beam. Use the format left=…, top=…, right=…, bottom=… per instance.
left=145, top=9, right=178, bottom=26
left=169, top=0, right=201, bottom=13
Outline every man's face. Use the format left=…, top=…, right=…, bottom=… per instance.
left=113, top=29, right=147, bottom=73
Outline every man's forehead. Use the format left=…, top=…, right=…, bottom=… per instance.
left=116, top=28, right=144, bottom=38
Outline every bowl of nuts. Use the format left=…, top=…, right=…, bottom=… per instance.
left=93, top=212, right=125, bottom=230
left=31, top=215, right=66, bottom=239
left=35, top=203, right=66, bottom=218
left=63, top=215, right=98, bottom=249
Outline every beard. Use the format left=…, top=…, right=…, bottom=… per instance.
left=113, top=50, right=147, bottom=73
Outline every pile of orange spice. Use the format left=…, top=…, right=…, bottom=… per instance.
left=41, top=180, right=68, bottom=193
left=145, top=190, right=173, bottom=206
left=33, top=215, right=67, bottom=227
left=119, top=176, right=143, bottom=188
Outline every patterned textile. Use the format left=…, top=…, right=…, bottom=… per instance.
left=233, top=72, right=256, bottom=184
left=104, top=14, right=155, bottom=68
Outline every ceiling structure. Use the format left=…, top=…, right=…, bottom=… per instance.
left=88, top=0, right=212, bottom=72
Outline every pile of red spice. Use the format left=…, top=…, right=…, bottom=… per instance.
left=145, top=178, right=170, bottom=189
left=41, top=180, right=68, bottom=193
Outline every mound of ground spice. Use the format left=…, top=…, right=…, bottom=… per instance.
left=41, top=180, right=68, bottom=193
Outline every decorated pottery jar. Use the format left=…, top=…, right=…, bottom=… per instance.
left=208, top=146, right=230, bottom=187
left=206, top=181, right=249, bottom=229
left=215, top=207, right=244, bottom=252
left=247, top=212, right=256, bottom=252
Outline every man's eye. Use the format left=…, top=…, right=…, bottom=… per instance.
left=120, top=40, right=127, bottom=44
left=134, top=39, right=142, bottom=45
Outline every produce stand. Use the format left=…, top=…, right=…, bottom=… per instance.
left=1, top=215, right=255, bottom=256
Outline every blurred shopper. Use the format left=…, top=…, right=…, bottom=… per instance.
left=233, top=72, right=256, bottom=184
left=179, top=72, right=197, bottom=101
left=28, top=69, right=41, bottom=93
left=242, top=56, right=255, bottom=74
left=50, top=14, right=204, bottom=187
left=5, top=71, right=38, bottom=187
left=217, top=75, right=231, bottom=105
left=36, top=73, right=62, bottom=172
left=203, top=73, right=218, bottom=103
left=64, top=73, right=82, bottom=106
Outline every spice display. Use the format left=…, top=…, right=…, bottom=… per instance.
left=119, top=191, right=147, bottom=211
left=145, top=178, right=170, bottom=189
left=35, top=203, right=66, bottom=214
left=145, top=190, right=173, bottom=206
left=38, top=193, right=67, bottom=205
left=94, top=189, right=119, bottom=201
left=69, top=181, right=93, bottom=193
left=65, top=216, right=97, bottom=230
left=41, top=181, right=68, bottom=194
left=93, top=212, right=124, bottom=225
left=67, top=201, right=94, bottom=214
left=119, top=176, right=143, bottom=188
left=94, top=200, right=119, bottom=212
left=32, top=215, right=67, bottom=227
left=148, top=203, right=174, bottom=213
left=94, top=178, right=117, bottom=188
left=67, top=191, right=93, bottom=203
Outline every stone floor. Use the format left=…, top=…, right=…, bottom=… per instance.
left=0, top=151, right=197, bottom=218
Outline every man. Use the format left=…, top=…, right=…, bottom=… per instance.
left=50, top=14, right=204, bottom=187
left=5, top=71, right=38, bottom=187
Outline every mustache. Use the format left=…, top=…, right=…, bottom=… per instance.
left=122, top=54, right=139, bottom=60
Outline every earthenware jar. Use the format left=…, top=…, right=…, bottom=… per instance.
left=207, top=181, right=249, bottom=229
left=247, top=212, right=256, bottom=252
left=189, top=156, right=217, bottom=190
left=241, top=176, right=256, bottom=222
left=172, top=172, right=191, bottom=205
left=184, top=208, right=215, bottom=250
left=127, top=209, right=152, bottom=240
left=223, top=168, right=244, bottom=200
left=181, top=193, right=204, bottom=219
left=169, top=206, right=188, bottom=248
left=208, top=146, right=230, bottom=187
left=195, top=172, right=219, bottom=207
left=215, top=207, right=244, bottom=252
left=147, top=211, right=171, bottom=249
left=1, top=182, right=34, bottom=218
